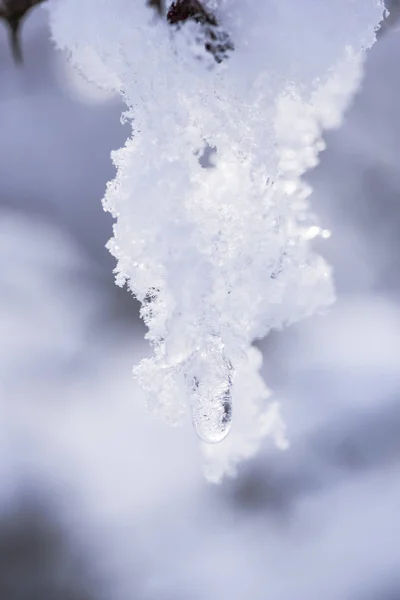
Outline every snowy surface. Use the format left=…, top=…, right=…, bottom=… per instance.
left=1, top=5, right=400, bottom=600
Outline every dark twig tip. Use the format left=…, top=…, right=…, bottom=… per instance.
left=8, top=20, right=23, bottom=64
left=166, top=0, right=234, bottom=63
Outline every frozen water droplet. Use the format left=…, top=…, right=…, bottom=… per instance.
left=189, top=344, right=234, bottom=444
left=191, top=382, right=232, bottom=444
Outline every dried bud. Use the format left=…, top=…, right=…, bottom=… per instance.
left=167, top=0, right=234, bottom=63
left=167, top=0, right=217, bottom=26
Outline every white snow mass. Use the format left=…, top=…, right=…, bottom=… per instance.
left=47, top=0, right=384, bottom=480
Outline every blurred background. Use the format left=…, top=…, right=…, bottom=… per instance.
left=1, top=4, right=400, bottom=600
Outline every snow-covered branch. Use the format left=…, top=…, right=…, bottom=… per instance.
left=48, top=0, right=384, bottom=481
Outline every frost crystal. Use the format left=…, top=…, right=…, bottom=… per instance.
left=48, top=0, right=384, bottom=480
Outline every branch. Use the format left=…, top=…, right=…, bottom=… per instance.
left=0, top=0, right=47, bottom=64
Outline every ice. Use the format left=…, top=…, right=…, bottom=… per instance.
left=47, top=0, right=384, bottom=479
left=188, top=336, right=233, bottom=443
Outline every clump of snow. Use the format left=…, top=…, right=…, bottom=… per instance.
left=47, top=0, right=384, bottom=480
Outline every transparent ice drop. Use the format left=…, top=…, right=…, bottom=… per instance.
left=189, top=341, right=234, bottom=444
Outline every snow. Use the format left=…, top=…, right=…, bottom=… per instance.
left=45, top=0, right=383, bottom=479
left=47, top=0, right=384, bottom=479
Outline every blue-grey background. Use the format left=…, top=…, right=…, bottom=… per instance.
left=0, top=6, right=399, bottom=600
